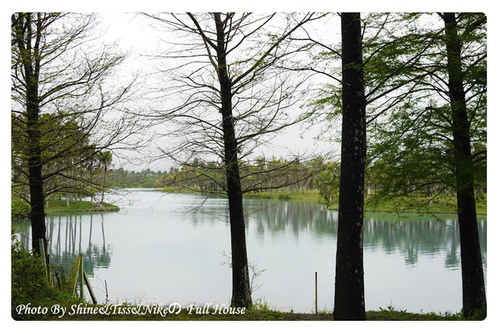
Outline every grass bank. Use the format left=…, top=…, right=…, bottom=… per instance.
left=162, top=186, right=487, bottom=216
left=45, top=199, right=119, bottom=214
left=161, top=187, right=323, bottom=202
left=169, top=187, right=487, bottom=216
left=11, top=197, right=120, bottom=220
left=320, top=193, right=486, bottom=216
left=243, top=190, right=321, bottom=202
left=13, top=300, right=473, bottom=321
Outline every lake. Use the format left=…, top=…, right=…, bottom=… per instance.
left=13, top=189, right=487, bottom=314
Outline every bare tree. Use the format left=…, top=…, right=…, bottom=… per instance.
left=144, top=12, right=324, bottom=308
left=11, top=13, right=141, bottom=255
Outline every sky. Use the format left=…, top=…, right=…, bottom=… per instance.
left=3, top=5, right=497, bottom=180
left=96, top=12, right=340, bottom=171
left=3, top=6, right=497, bottom=174
left=5, top=4, right=497, bottom=174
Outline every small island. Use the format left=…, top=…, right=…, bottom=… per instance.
left=44, top=199, right=120, bottom=215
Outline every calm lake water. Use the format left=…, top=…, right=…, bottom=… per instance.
left=13, top=189, right=487, bottom=314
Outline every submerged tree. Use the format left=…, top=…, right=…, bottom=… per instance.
left=145, top=12, right=324, bottom=308
left=11, top=13, right=139, bottom=255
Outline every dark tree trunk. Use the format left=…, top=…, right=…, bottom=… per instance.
left=214, top=14, right=252, bottom=308
left=333, top=12, right=366, bottom=320
left=13, top=13, right=47, bottom=256
left=27, top=109, right=47, bottom=257
left=443, top=12, right=486, bottom=318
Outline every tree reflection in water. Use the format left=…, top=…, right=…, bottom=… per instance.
left=15, top=213, right=112, bottom=277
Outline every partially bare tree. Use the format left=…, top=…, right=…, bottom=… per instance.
left=11, top=13, right=142, bottom=256
left=143, top=12, right=325, bottom=308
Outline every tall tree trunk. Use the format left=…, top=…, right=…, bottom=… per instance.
left=334, top=12, right=366, bottom=320
left=214, top=14, right=252, bottom=308
left=443, top=12, right=486, bottom=318
left=14, top=13, right=47, bottom=256
left=27, top=120, right=47, bottom=256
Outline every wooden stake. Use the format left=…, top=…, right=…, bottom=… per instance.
left=105, top=280, right=109, bottom=304
left=38, top=239, right=48, bottom=283
left=315, top=271, right=318, bottom=314
left=83, top=270, right=97, bottom=304
left=72, top=254, right=82, bottom=296
left=79, top=254, right=84, bottom=299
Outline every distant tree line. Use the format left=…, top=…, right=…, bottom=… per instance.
left=108, top=156, right=327, bottom=195
left=154, top=156, right=322, bottom=195
left=107, top=153, right=486, bottom=212
left=108, top=168, right=173, bottom=188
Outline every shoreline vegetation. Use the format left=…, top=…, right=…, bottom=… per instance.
left=44, top=199, right=120, bottom=215
left=11, top=188, right=487, bottom=220
left=11, top=187, right=486, bottom=219
left=11, top=240, right=485, bottom=321
left=10, top=244, right=477, bottom=321
left=11, top=198, right=120, bottom=220
left=160, top=187, right=487, bottom=216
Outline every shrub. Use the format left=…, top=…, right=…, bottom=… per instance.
left=11, top=197, right=31, bottom=220
left=11, top=235, right=53, bottom=307
left=11, top=235, right=86, bottom=320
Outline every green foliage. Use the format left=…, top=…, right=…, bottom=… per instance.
left=11, top=235, right=51, bottom=306
left=367, top=306, right=464, bottom=320
left=468, top=307, right=487, bottom=320
left=315, top=162, right=340, bottom=207
left=45, top=199, right=119, bottom=214
left=11, top=196, right=31, bottom=220
left=11, top=234, right=85, bottom=319
left=109, top=168, right=169, bottom=188
left=12, top=112, right=98, bottom=201
left=251, top=297, right=272, bottom=312
left=243, top=191, right=314, bottom=201
left=307, top=13, right=486, bottom=216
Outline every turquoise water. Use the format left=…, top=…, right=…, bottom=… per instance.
left=14, top=189, right=487, bottom=313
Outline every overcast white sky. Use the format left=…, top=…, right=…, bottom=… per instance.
left=4, top=4, right=498, bottom=174
left=95, top=12, right=341, bottom=171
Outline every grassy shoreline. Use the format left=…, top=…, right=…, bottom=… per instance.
left=11, top=198, right=120, bottom=220
left=161, top=187, right=487, bottom=216
left=243, top=190, right=487, bottom=216
left=12, top=301, right=471, bottom=321
left=44, top=199, right=120, bottom=214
